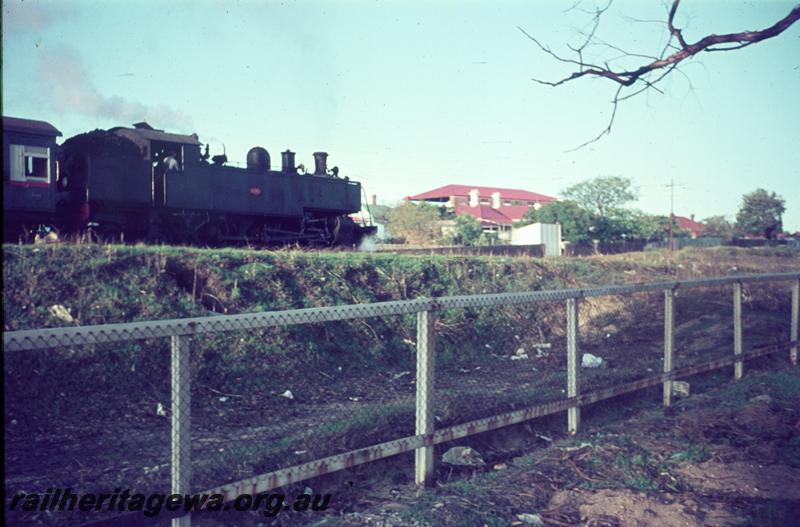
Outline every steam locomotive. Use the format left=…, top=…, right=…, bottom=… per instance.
left=2, top=116, right=376, bottom=246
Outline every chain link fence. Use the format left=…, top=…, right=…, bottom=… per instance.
left=188, top=314, right=419, bottom=491
left=578, top=290, right=665, bottom=393
left=4, top=338, right=172, bottom=525
left=4, top=273, right=799, bottom=525
left=674, top=284, right=735, bottom=368
left=742, top=280, right=793, bottom=350
left=434, top=301, right=568, bottom=431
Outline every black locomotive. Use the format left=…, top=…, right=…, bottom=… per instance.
left=3, top=116, right=375, bottom=246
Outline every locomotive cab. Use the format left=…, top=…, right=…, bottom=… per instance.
left=2, top=116, right=62, bottom=241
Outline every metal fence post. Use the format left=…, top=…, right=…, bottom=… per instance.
left=792, top=279, right=799, bottom=366
left=415, top=308, right=436, bottom=486
left=733, top=282, right=743, bottom=380
left=663, top=287, right=675, bottom=407
left=566, top=298, right=580, bottom=435
left=171, top=334, right=192, bottom=527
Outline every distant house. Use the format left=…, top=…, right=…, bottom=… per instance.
left=407, top=184, right=557, bottom=238
left=673, top=215, right=706, bottom=239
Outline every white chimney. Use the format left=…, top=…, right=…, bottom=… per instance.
left=491, top=191, right=501, bottom=209
left=468, top=189, right=479, bottom=207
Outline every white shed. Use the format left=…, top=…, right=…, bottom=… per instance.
left=511, top=223, right=562, bottom=256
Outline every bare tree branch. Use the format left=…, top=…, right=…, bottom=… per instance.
left=667, top=0, right=689, bottom=49
left=565, top=84, right=624, bottom=152
left=522, top=0, right=800, bottom=149
left=588, top=37, right=661, bottom=62
left=704, top=41, right=756, bottom=52
left=533, top=2, right=798, bottom=87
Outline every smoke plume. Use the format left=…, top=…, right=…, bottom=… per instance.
left=3, top=0, right=75, bottom=35
left=35, top=46, right=193, bottom=130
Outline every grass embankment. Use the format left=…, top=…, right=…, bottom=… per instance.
left=4, top=244, right=797, bottom=331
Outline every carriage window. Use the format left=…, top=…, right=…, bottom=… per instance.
left=25, top=156, right=48, bottom=179
left=9, top=144, right=50, bottom=182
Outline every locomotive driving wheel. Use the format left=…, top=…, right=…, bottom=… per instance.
left=198, top=216, right=235, bottom=245
left=331, top=216, right=356, bottom=246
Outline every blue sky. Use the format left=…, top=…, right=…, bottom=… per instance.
left=3, top=0, right=799, bottom=229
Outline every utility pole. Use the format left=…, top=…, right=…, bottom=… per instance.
left=666, top=178, right=676, bottom=252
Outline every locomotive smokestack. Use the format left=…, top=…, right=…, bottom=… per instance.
left=281, top=150, right=296, bottom=173
left=246, top=147, right=270, bottom=173
left=313, top=152, right=328, bottom=176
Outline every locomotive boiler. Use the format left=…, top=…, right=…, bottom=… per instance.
left=3, top=117, right=376, bottom=246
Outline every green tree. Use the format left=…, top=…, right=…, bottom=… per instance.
left=735, top=189, right=786, bottom=239
left=386, top=202, right=442, bottom=245
left=562, top=176, right=637, bottom=220
left=447, top=215, right=483, bottom=246
left=702, top=215, right=734, bottom=239
left=368, top=204, right=392, bottom=224
left=610, top=209, right=665, bottom=241
left=478, top=231, right=499, bottom=246
left=522, top=200, right=597, bottom=243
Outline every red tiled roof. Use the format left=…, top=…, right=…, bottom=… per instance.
left=494, top=205, right=530, bottom=221
left=455, top=205, right=529, bottom=226
left=409, top=184, right=556, bottom=203
left=674, top=216, right=706, bottom=235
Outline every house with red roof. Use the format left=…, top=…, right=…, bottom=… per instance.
left=406, top=184, right=557, bottom=236
left=673, top=215, right=706, bottom=239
